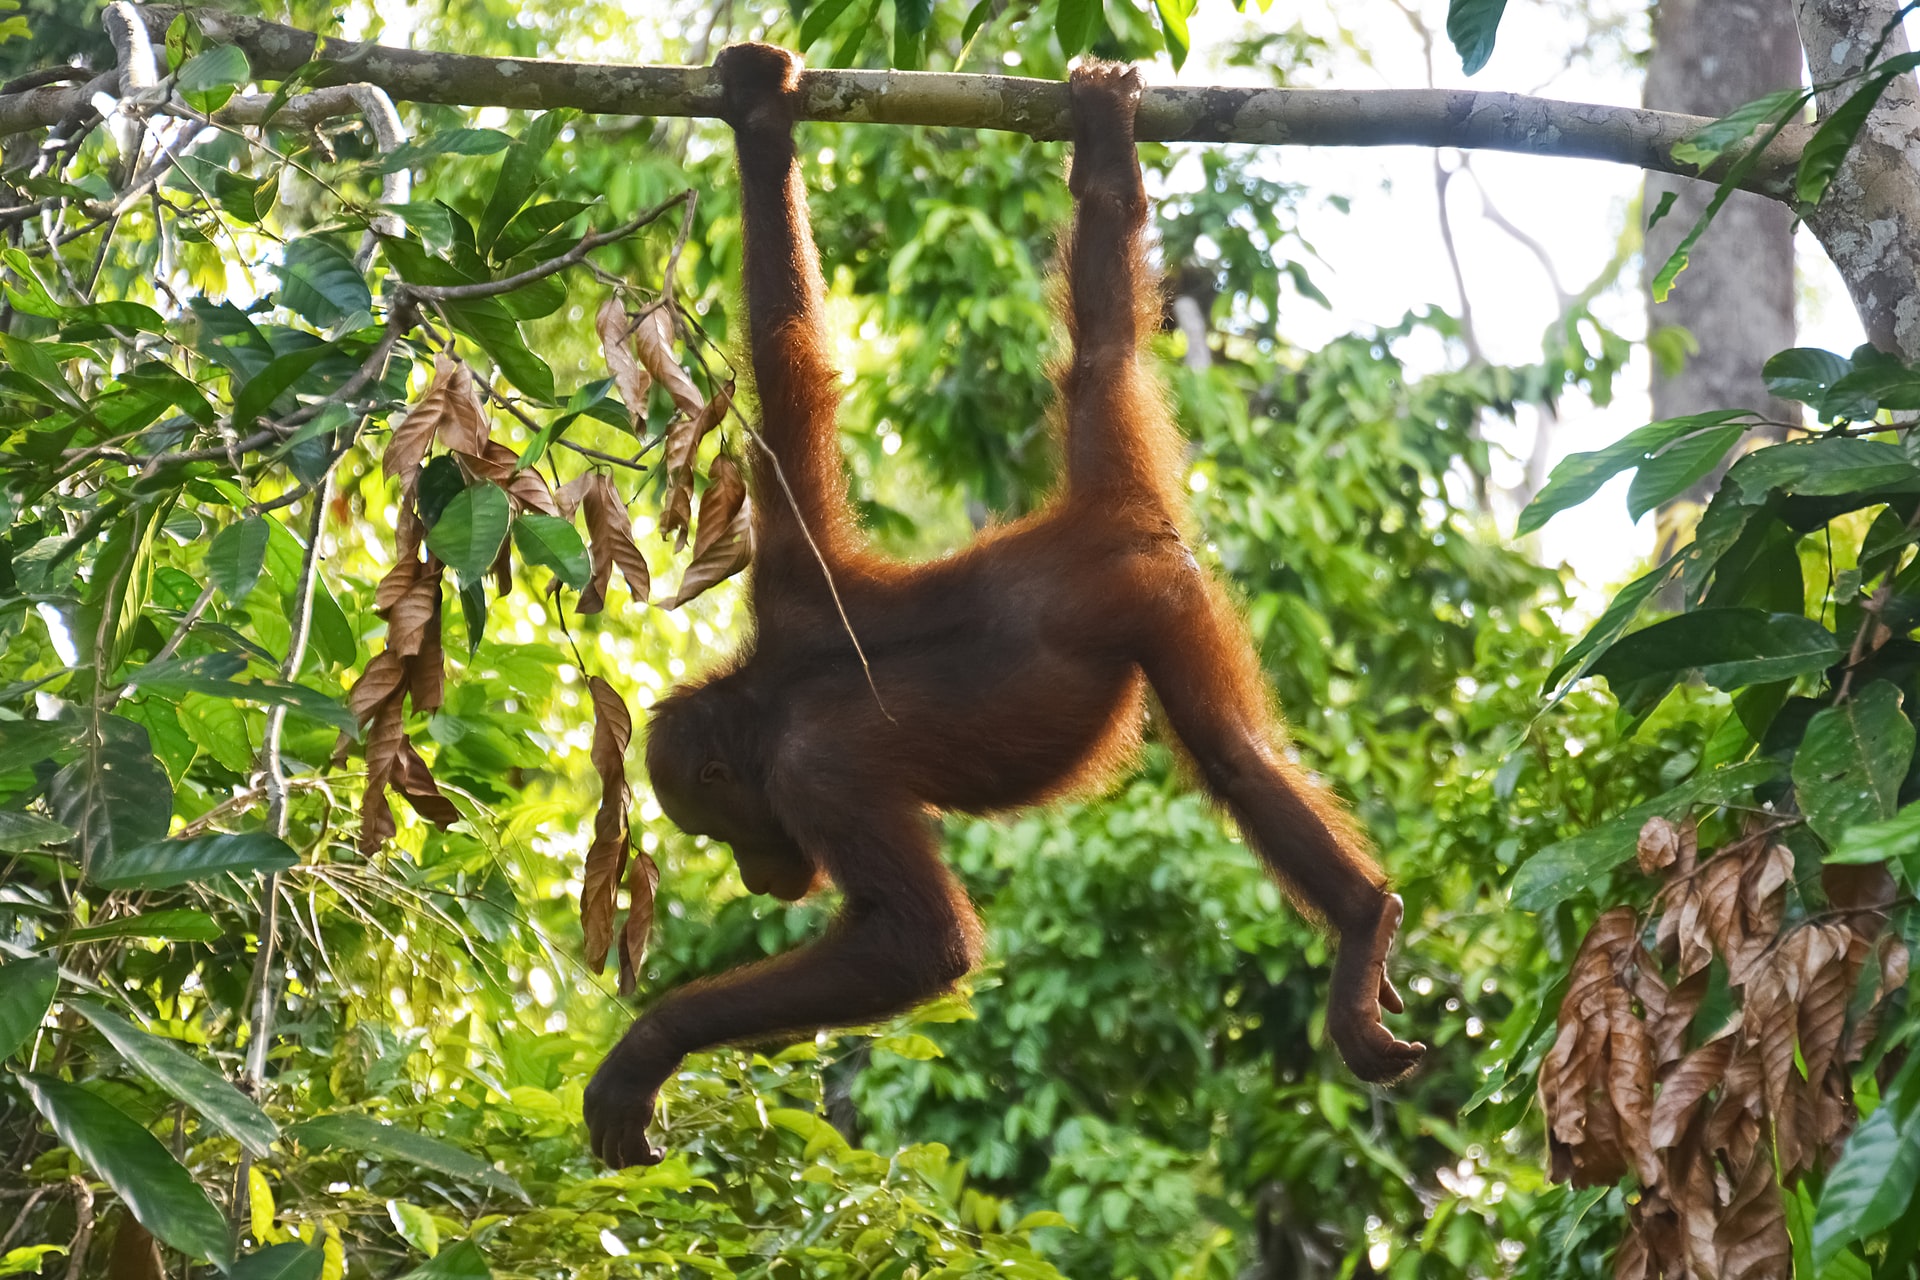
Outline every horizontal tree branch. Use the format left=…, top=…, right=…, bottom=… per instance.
left=0, top=5, right=1809, bottom=200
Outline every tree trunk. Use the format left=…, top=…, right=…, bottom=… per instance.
left=1796, top=0, right=1920, bottom=361
left=1643, top=0, right=1800, bottom=522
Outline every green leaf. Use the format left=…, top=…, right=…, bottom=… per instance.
left=1793, top=682, right=1915, bottom=847
left=1519, top=411, right=1750, bottom=534
left=90, top=832, right=299, bottom=891
left=893, top=0, right=932, bottom=64
left=1725, top=437, right=1920, bottom=499
left=207, top=516, right=270, bottom=604
left=1056, top=0, right=1101, bottom=56
left=1624, top=423, right=1749, bottom=520
left=1544, top=558, right=1683, bottom=692
left=511, top=514, right=590, bottom=590
left=0, top=956, right=57, bottom=1062
left=388, top=1201, right=440, bottom=1256
left=49, top=726, right=172, bottom=866
left=427, top=485, right=512, bottom=584
left=64, top=910, right=221, bottom=945
left=478, top=111, right=574, bottom=257
left=177, top=44, right=249, bottom=114
left=0, top=811, right=73, bottom=852
left=1826, top=801, right=1920, bottom=888
left=1444, top=0, right=1507, bottom=74
left=62, top=301, right=168, bottom=335
left=1153, top=0, right=1193, bottom=67
left=229, top=1244, right=324, bottom=1280
left=0, top=721, right=84, bottom=776
left=1671, top=89, right=1807, bottom=170
left=799, top=0, right=862, bottom=48
left=306, top=577, right=357, bottom=670
left=1645, top=189, right=1678, bottom=232
left=1813, top=1100, right=1920, bottom=1263
left=1589, top=609, right=1842, bottom=693
left=279, top=238, right=373, bottom=328
left=231, top=342, right=338, bottom=433
left=1796, top=55, right=1920, bottom=207
left=20, top=1074, right=231, bottom=1262
left=0, top=1245, right=67, bottom=1276
left=381, top=129, right=516, bottom=173
left=398, top=1241, right=490, bottom=1280
left=873, top=1032, right=944, bottom=1060
left=179, top=691, right=255, bottom=773
left=1762, top=347, right=1853, bottom=409
left=1653, top=90, right=1808, bottom=302
left=124, top=654, right=355, bottom=731
left=381, top=202, right=456, bottom=252
left=1510, top=760, right=1786, bottom=911
left=71, top=999, right=279, bottom=1159
left=290, top=1114, right=528, bottom=1201
left=380, top=241, right=555, bottom=403
left=458, top=577, right=488, bottom=657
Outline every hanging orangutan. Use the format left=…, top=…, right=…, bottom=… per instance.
left=583, top=44, right=1424, bottom=1168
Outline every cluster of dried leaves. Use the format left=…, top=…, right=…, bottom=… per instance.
left=1538, top=817, right=1909, bottom=1279
left=348, top=298, right=758, bottom=989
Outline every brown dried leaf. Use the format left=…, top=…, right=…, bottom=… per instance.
left=555, top=472, right=596, bottom=521
left=1814, top=1063, right=1855, bottom=1159
left=1650, top=969, right=1708, bottom=1068
left=1698, top=849, right=1749, bottom=981
left=394, top=494, right=426, bottom=567
left=457, top=440, right=560, bottom=517
left=1638, top=817, right=1681, bottom=876
left=1799, top=923, right=1853, bottom=1090
left=1541, top=907, right=1641, bottom=1186
left=1650, top=1036, right=1733, bottom=1150
left=1672, top=1142, right=1722, bottom=1279
left=409, top=598, right=445, bottom=713
left=491, top=531, right=512, bottom=597
left=387, top=353, right=491, bottom=477
left=1740, top=843, right=1793, bottom=917
left=109, top=1216, right=164, bottom=1280
left=359, top=694, right=407, bottom=854
left=633, top=306, right=704, bottom=417
left=1878, top=934, right=1910, bottom=1003
left=661, top=484, right=752, bottom=610
left=1613, top=1226, right=1650, bottom=1280
left=1848, top=933, right=1911, bottom=1062
left=348, top=649, right=407, bottom=724
left=384, top=558, right=444, bottom=657
left=597, top=298, right=654, bottom=427
left=375, top=555, right=420, bottom=618
left=581, top=676, right=633, bottom=971
left=1822, top=862, right=1898, bottom=916
left=616, top=848, right=661, bottom=997
left=1714, top=1151, right=1789, bottom=1280
left=1706, top=1046, right=1764, bottom=1165
left=1609, top=1000, right=1660, bottom=1187
left=385, top=352, right=465, bottom=479
left=578, top=474, right=651, bottom=614
left=658, top=381, right=734, bottom=550
left=394, top=739, right=460, bottom=828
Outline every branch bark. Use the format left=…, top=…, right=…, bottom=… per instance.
left=0, top=5, right=1810, bottom=198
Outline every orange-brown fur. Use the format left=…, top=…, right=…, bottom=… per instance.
left=582, top=47, right=1424, bottom=1170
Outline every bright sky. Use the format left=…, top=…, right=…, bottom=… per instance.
left=1173, top=0, right=1866, bottom=610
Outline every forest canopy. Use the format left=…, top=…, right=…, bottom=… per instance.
left=1, top=1, right=1918, bottom=1278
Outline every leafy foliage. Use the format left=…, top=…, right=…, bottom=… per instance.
left=1518, top=339, right=1920, bottom=1268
